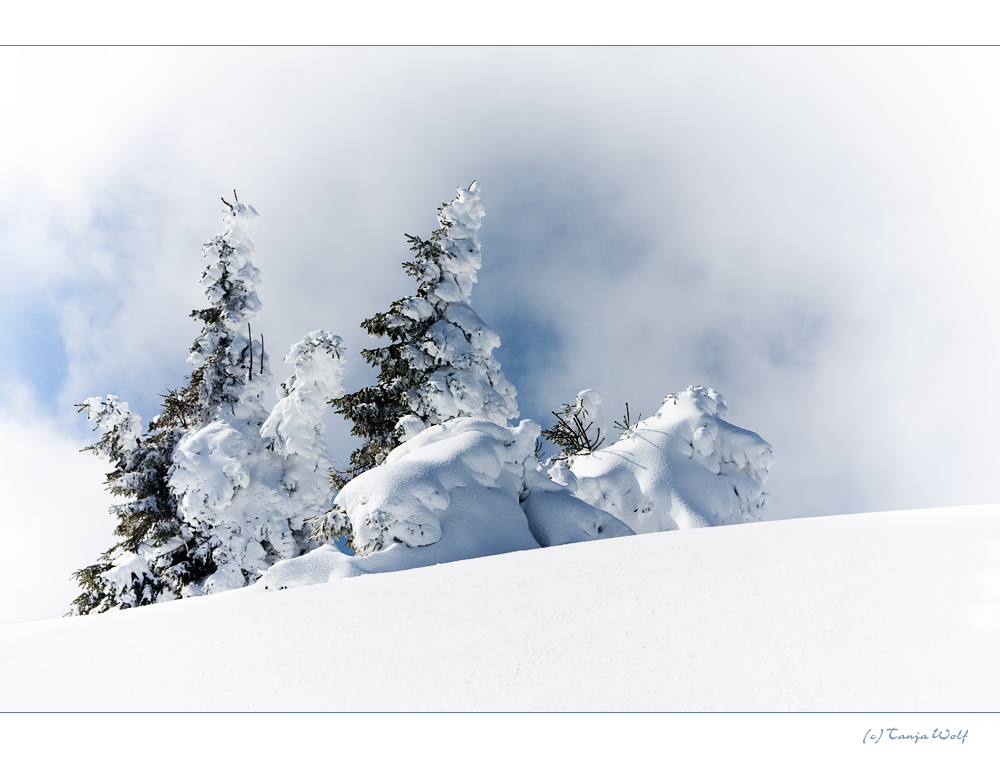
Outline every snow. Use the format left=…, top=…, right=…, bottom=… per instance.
left=291, top=409, right=635, bottom=587
left=170, top=415, right=322, bottom=594
left=260, top=329, right=346, bottom=524
left=272, top=385, right=774, bottom=589
left=2, top=503, right=997, bottom=712
left=273, top=418, right=543, bottom=582
left=98, top=551, right=153, bottom=599
left=557, top=385, right=774, bottom=531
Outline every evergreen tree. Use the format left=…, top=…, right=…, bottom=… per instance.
left=168, top=197, right=312, bottom=595
left=261, top=330, right=347, bottom=540
left=72, top=196, right=333, bottom=609
left=331, top=181, right=517, bottom=488
left=69, top=395, right=212, bottom=615
left=183, top=197, right=270, bottom=428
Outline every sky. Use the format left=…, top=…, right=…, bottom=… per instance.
left=3, top=46, right=1000, bottom=622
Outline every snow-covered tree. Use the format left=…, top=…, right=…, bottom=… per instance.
left=550, top=386, right=774, bottom=531
left=261, top=330, right=347, bottom=537
left=169, top=198, right=328, bottom=595
left=331, top=181, right=517, bottom=488
left=73, top=197, right=342, bottom=610
left=182, top=197, right=270, bottom=428
left=70, top=396, right=211, bottom=615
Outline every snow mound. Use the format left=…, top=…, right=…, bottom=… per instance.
left=260, top=418, right=542, bottom=589
left=260, top=385, right=771, bottom=591
left=259, top=415, right=632, bottom=590
left=520, top=484, right=634, bottom=547
left=555, top=386, right=774, bottom=531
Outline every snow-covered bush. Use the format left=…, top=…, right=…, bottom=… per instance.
left=550, top=386, right=774, bottom=531
left=331, top=181, right=517, bottom=488
left=540, top=389, right=608, bottom=462
left=263, top=381, right=776, bottom=592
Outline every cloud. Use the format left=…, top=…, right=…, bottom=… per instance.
left=0, top=386, right=117, bottom=623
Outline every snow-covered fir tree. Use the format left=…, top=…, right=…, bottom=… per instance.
left=330, top=181, right=517, bottom=489
left=169, top=197, right=327, bottom=595
left=69, top=395, right=212, bottom=615
left=261, top=330, right=347, bottom=539
left=181, top=198, right=270, bottom=427
left=73, top=197, right=344, bottom=610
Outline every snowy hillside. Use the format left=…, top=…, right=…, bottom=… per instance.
left=3, top=503, right=997, bottom=712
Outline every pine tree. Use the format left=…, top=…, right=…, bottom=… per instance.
left=331, top=181, right=517, bottom=488
left=183, top=196, right=270, bottom=428
left=169, top=196, right=328, bottom=595
left=72, top=195, right=333, bottom=609
left=69, top=395, right=212, bottom=615
left=261, top=330, right=347, bottom=541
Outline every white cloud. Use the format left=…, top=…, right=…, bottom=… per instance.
left=0, top=387, right=117, bottom=623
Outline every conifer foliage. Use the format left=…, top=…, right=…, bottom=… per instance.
left=331, top=181, right=517, bottom=488
left=70, top=396, right=211, bottom=615
left=540, top=389, right=608, bottom=465
left=72, top=196, right=333, bottom=612
left=169, top=199, right=317, bottom=595
left=261, top=329, right=347, bottom=532
left=183, top=197, right=270, bottom=427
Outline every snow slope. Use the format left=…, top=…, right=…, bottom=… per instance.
left=2, top=504, right=997, bottom=711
